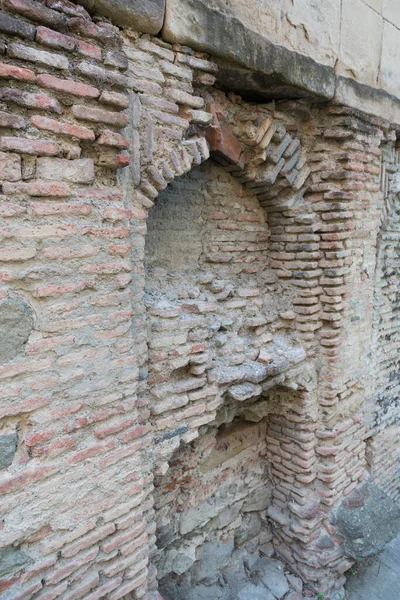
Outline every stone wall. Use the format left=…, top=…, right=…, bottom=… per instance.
left=173, top=0, right=400, bottom=97
left=0, top=1, right=399, bottom=600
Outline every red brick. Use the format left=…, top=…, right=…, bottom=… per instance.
left=31, top=115, right=95, bottom=141
left=46, top=0, right=89, bottom=19
left=205, top=120, right=245, bottom=167
left=61, top=523, right=115, bottom=558
left=63, top=573, right=99, bottom=600
left=77, top=39, right=101, bottom=60
left=3, top=180, right=71, bottom=196
left=0, top=394, right=50, bottom=418
left=0, top=12, right=36, bottom=40
left=68, top=440, right=115, bottom=465
left=45, top=547, right=98, bottom=585
left=0, top=61, right=36, bottom=82
left=76, top=61, right=127, bottom=88
left=72, top=104, right=128, bottom=127
left=38, top=73, right=100, bottom=98
left=68, top=17, right=117, bottom=42
left=0, top=136, right=58, bottom=156
left=0, top=88, right=61, bottom=113
left=8, top=41, right=69, bottom=70
left=99, top=90, right=129, bottom=110
left=94, top=417, right=137, bottom=440
left=0, top=247, right=36, bottom=261
left=103, top=207, right=132, bottom=221
left=0, top=463, right=58, bottom=495
left=5, top=0, right=66, bottom=29
left=36, top=26, right=77, bottom=51
left=31, top=202, right=92, bottom=216
left=34, top=281, right=94, bottom=298
left=98, top=152, right=130, bottom=168
left=97, top=129, right=129, bottom=149
left=84, top=577, right=123, bottom=600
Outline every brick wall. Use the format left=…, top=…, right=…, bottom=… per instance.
left=0, top=1, right=399, bottom=599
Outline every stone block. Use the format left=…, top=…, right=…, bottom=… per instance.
left=192, top=539, right=234, bottom=583
left=338, top=0, right=383, bottom=86
left=37, top=158, right=94, bottom=183
left=383, top=0, right=400, bottom=29
left=77, top=0, right=165, bottom=34
left=0, top=431, right=17, bottom=470
left=0, top=295, right=33, bottom=364
left=379, top=20, right=400, bottom=97
left=335, top=482, right=400, bottom=559
left=162, top=0, right=336, bottom=100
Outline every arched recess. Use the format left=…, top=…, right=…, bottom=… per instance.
left=129, top=91, right=334, bottom=597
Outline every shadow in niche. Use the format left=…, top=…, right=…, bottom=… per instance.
left=144, top=159, right=308, bottom=598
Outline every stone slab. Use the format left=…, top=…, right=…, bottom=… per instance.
left=162, top=0, right=336, bottom=100
left=77, top=0, right=165, bottom=34
left=0, top=295, right=33, bottom=365
left=334, top=76, right=400, bottom=126
left=336, top=482, right=400, bottom=560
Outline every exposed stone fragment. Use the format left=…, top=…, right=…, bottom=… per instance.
left=0, top=295, right=33, bottom=364
left=336, top=482, right=400, bottom=559
left=0, top=547, right=32, bottom=578
left=0, top=431, right=17, bottom=470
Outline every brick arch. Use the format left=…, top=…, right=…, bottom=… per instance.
left=131, top=96, right=334, bottom=598
left=133, top=96, right=317, bottom=453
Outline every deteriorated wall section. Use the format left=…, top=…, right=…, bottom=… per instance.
left=0, top=1, right=399, bottom=600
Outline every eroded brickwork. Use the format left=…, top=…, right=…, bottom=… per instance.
left=0, top=1, right=399, bottom=600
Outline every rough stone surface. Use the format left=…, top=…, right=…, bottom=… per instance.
left=0, top=547, right=32, bottom=578
left=0, top=296, right=33, bottom=364
left=336, top=483, right=400, bottom=559
left=0, top=431, right=17, bottom=470
left=163, top=0, right=336, bottom=100
left=77, top=0, right=166, bottom=33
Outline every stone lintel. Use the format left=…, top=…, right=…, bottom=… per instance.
left=76, top=0, right=166, bottom=34
left=162, top=0, right=336, bottom=101
left=334, top=76, right=400, bottom=129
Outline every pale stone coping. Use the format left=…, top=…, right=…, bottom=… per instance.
left=78, top=0, right=400, bottom=126
left=334, top=76, right=400, bottom=128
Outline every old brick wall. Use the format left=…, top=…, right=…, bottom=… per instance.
left=0, top=0, right=399, bottom=599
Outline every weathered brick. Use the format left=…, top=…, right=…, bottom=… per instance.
left=3, top=180, right=71, bottom=196
left=37, top=73, right=100, bottom=98
left=46, top=0, right=90, bottom=19
left=5, top=0, right=67, bottom=29
left=8, top=42, right=69, bottom=69
left=68, top=17, right=117, bottom=42
left=0, top=61, right=36, bottom=82
left=0, top=110, right=26, bottom=129
left=97, top=129, right=129, bottom=149
left=0, top=151, right=21, bottom=181
left=0, top=88, right=61, bottom=113
left=104, top=50, right=128, bottom=70
left=72, top=105, right=128, bottom=128
left=77, top=39, right=101, bottom=60
left=76, top=61, right=128, bottom=88
left=0, top=13, right=36, bottom=40
left=0, top=136, right=59, bottom=156
left=31, top=115, right=95, bottom=140
left=99, top=90, right=129, bottom=110
left=37, top=157, right=94, bottom=183
left=36, top=25, right=77, bottom=51
left=61, top=523, right=115, bottom=558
